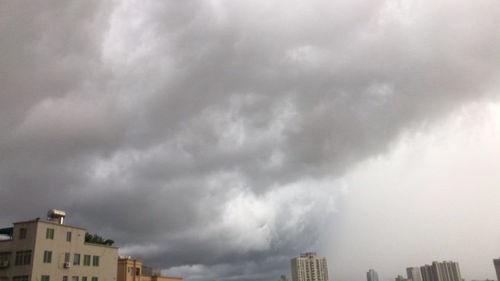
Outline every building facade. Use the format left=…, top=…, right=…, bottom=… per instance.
left=367, top=269, right=379, bottom=281
left=418, top=262, right=461, bottom=281
left=493, top=258, right=500, bottom=281
left=407, top=267, right=423, bottom=281
left=291, top=253, right=329, bottom=281
left=0, top=211, right=118, bottom=281
left=117, top=257, right=182, bottom=281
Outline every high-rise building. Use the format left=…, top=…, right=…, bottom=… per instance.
left=493, top=258, right=500, bottom=281
left=291, top=253, right=329, bottom=281
left=417, top=261, right=462, bottom=281
left=0, top=210, right=118, bottom=281
left=407, top=267, right=423, bottom=281
left=396, top=275, right=409, bottom=281
left=367, top=269, right=379, bottom=281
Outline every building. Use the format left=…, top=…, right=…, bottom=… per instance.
left=0, top=210, right=118, bottom=281
left=117, top=257, right=182, bottom=281
left=418, top=262, right=462, bottom=281
left=395, top=275, right=409, bottom=281
left=367, top=270, right=379, bottom=281
left=494, top=258, right=500, bottom=281
left=291, top=252, right=329, bottom=281
left=407, top=267, right=422, bottom=281
left=279, top=275, right=290, bottom=281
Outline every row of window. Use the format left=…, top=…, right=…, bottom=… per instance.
left=15, top=228, right=73, bottom=242
left=42, top=276, right=98, bottom=281
left=0, top=276, right=99, bottom=281
left=42, top=251, right=99, bottom=267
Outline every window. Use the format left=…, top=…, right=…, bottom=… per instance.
left=13, top=276, right=28, bottom=281
left=91, top=277, right=98, bottom=281
left=41, top=276, right=50, bottom=281
left=0, top=252, right=10, bottom=263
left=43, top=251, right=52, bottom=263
left=135, top=268, right=140, bottom=276
left=66, top=232, right=72, bottom=242
left=92, top=256, right=99, bottom=267
left=83, top=255, right=91, bottom=266
left=0, top=276, right=9, bottom=281
left=46, top=229, right=54, bottom=240
left=82, top=277, right=87, bottom=281
left=63, top=276, right=68, bottom=281
left=71, top=277, right=78, bottom=281
left=64, top=253, right=70, bottom=263
left=14, top=251, right=31, bottom=266
left=73, top=254, right=80, bottom=266
left=19, top=228, right=27, bottom=240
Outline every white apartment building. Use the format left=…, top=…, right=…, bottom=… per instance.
left=291, top=253, right=329, bottom=281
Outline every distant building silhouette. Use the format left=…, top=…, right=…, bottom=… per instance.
left=291, top=252, right=329, bottom=281
left=494, top=258, right=500, bottom=281
left=407, top=267, right=423, bottom=281
left=279, top=275, right=290, bottom=281
left=396, top=275, right=409, bottom=281
left=367, top=269, right=379, bottom=281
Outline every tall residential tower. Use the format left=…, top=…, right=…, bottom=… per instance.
left=291, top=253, right=329, bottom=281
left=367, top=269, right=379, bottom=281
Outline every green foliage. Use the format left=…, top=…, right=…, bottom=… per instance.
left=85, top=232, right=114, bottom=246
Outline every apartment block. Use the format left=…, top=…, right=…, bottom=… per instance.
left=291, top=252, right=329, bottom=281
left=0, top=210, right=118, bottom=281
left=418, top=261, right=461, bottom=281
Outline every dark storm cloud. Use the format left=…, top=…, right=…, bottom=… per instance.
left=1, top=1, right=499, bottom=281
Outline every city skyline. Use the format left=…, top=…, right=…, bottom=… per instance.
left=1, top=1, right=500, bottom=281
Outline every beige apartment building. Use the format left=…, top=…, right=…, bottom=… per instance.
left=117, top=257, right=182, bottom=281
left=0, top=210, right=118, bottom=281
left=291, top=252, right=329, bottom=281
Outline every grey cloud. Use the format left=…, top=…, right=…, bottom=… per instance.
left=1, top=1, right=500, bottom=281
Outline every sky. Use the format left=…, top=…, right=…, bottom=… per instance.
left=0, top=1, right=499, bottom=281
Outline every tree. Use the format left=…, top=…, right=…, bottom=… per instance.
left=85, top=232, right=115, bottom=246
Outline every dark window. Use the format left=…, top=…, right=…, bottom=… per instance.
left=71, top=277, right=78, bottom=281
left=135, top=268, right=140, bottom=276
left=63, top=276, right=68, bottom=281
left=83, top=255, right=91, bottom=266
left=41, top=276, right=50, bottom=281
left=0, top=252, right=11, bottom=263
left=92, top=256, right=99, bottom=267
left=46, top=229, right=54, bottom=240
left=91, top=278, right=97, bottom=281
left=82, top=277, right=87, bottom=281
left=73, top=254, right=80, bottom=265
left=43, top=251, right=52, bottom=263
left=66, top=232, right=72, bottom=242
left=14, top=251, right=31, bottom=266
left=19, top=229, right=27, bottom=240
left=13, top=276, right=29, bottom=281
left=64, top=253, right=70, bottom=263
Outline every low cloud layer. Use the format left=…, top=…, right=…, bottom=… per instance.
left=1, top=1, right=499, bottom=281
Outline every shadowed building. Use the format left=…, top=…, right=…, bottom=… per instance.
left=367, top=269, right=379, bottom=281
left=493, top=258, right=500, bottom=281
left=291, top=253, right=329, bottom=281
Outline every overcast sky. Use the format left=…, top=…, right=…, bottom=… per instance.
left=1, top=1, right=499, bottom=281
